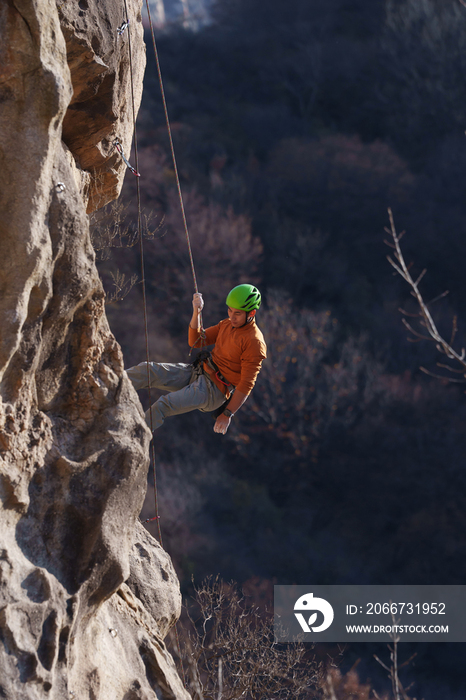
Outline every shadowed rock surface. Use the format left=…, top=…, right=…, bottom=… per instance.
left=0, top=1, right=190, bottom=697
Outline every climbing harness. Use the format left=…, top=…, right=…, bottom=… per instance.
left=191, top=350, right=233, bottom=419
left=191, top=350, right=234, bottom=390
left=113, top=138, right=140, bottom=177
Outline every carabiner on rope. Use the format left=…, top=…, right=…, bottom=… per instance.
left=141, top=516, right=161, bottom=524
left=113, top=138, right=140, bottom=177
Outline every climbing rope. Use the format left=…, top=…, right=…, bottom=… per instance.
left=144, top=0, right=206, bottom=339
left=121, top=0, right=162, bottom=547
left=121, top=2, right=188, bottom=687
left=144, top=0, right=198, bottom=293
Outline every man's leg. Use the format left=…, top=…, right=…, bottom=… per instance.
left=147, top=374, right=226, bottom=430
left=126, top=362, right=226, bottom=430
left=126, top=362, right=193, bottom=392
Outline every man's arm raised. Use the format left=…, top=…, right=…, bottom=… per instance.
left=190, top=292, right=204, bottom=330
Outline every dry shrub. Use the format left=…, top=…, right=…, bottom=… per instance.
left=89, top=198, right=164, bottom=303
left=171, top=579, right=408, bottom=700
left=323, top=668, right=381, bottom=700
left=175, top=576, right=323, bottom=700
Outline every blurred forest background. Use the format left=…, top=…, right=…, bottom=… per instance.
left=93, top=0, right=466, bottom=696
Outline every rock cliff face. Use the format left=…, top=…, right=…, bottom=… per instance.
left=0, top=1, right=189, bottom=698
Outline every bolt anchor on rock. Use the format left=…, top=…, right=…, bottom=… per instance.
left=117, top=19, right=130, bottom=36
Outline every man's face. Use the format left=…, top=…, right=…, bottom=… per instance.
left=228, top=307, right=248, bottom=328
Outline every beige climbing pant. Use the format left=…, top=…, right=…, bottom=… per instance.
left=126, top=362, right=226, bottom=430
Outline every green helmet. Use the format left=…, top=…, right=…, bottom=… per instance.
left=226, top=284, right=261, bottom=312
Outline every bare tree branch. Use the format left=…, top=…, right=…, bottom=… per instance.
left=425, top=290, right=449, bottom=307
left=436, top=363, right=466, bottom=374
left=398, top=307, right=422, bottom=318
left=386, top=208, right=466, bottom=381
left=420, top=367, right=466, bottom=383
left=401, top=318, right=433, bottom=341
left=373, top=609, right=417, bottom=700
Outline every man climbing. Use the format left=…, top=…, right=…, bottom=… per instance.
left=126, top=284, right=267, bottom=435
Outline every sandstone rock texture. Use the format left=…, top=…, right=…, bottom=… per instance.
left=0, top=1, right=190, bottom=698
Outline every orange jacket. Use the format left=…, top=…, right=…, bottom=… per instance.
left=189, top=319, right=267, bottom=396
